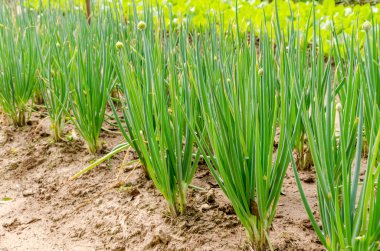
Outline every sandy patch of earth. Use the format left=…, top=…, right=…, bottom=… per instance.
left=0, top=113, right=323, bottom=250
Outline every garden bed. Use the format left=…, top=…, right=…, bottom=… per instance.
left=0, top=113, right=323, bottom=251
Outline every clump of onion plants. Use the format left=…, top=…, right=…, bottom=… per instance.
left=38, top=11, right=71, bottom=142
left=190, top=20, right=295, bottom=249
left=280, top=15, right=313, bottom=170
left=112, top=11, right=200, bottom=216
left=0, top=4, right=39, bottom=126
left=292, top=18, right=380, bottom=250
left=68, top=10, right=114, bottom=153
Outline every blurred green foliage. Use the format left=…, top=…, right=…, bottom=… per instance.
left=18, top=0, right=380, bottom=52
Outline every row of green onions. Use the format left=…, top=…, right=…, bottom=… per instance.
left=0, top=1, right=379, bottom=250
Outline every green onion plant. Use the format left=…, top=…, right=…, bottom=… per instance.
left=280, top=12, right=314, bottom=170
left=38, top=10, right=71, bottom=141
left=112, top=8, right=200, bottom=216
left=68, top=10, right=114, bottom=153
left=292, top=16, right=380, bottom=250
left=0, top=4, right=39, bottom=126
left=190, top=19, right=295, bottom=249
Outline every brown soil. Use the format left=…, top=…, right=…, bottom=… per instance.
left=0, top=113, right=324, bottom=251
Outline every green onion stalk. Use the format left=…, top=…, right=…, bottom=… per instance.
left=361, top=20, right=380, bottom=147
